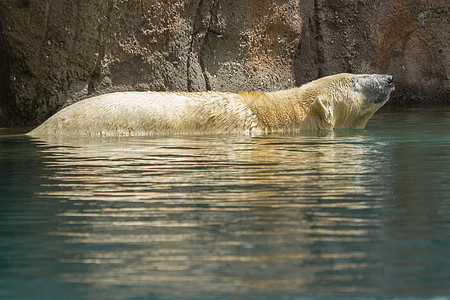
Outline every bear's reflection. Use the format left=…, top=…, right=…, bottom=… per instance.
left=32, top=133, right=393, bottom=297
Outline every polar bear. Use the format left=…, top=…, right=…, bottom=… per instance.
left=27, top=73, right=394, bottom=136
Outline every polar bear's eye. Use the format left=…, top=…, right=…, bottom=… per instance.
left=351, top=78, right=361, bottom=90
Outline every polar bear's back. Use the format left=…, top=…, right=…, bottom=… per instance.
left=28, top=91, right=259, bottom=136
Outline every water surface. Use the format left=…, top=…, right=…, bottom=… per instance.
left=0, top=105, right=449, bottom=299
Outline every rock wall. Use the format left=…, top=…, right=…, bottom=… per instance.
left=0, top=0, right=448, bottom=126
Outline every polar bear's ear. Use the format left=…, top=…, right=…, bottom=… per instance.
left=311, top=98, right=332, bottom=125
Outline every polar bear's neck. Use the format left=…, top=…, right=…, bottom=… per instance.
left=239, top=88, right=331, bottom=131
left=238, top=89, right=304, bottom=130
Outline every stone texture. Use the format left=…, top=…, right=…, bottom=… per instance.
left=309, top=0, right=449, bottom=103
left=0, top=0, right=448, bottom=126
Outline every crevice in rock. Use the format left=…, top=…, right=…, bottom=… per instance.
left=0, top=28, right=14, bottom=126
left=207, top=28, right=222, bottom=37
left=187, top=0, right=220, bottom=92
left=313, top=0, right=324, bottom=77
left=186, top=0, right=204, bottom=92
left=200, top=0, right=220, bottom=91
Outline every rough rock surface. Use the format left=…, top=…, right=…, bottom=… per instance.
left=0, top=0, right=448, bottom=126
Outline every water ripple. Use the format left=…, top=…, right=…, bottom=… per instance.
left=1, top=107, right=449, bottom=299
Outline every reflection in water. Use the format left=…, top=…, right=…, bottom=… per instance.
left=26, top=133, right=396, bottom=298
left=1, top=107, right=449, bottom=299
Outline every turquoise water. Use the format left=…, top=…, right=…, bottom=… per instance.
left=0, top=105, right=449, bottom=299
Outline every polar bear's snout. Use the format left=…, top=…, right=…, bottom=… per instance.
left=384, top=75, right=395, bottom=92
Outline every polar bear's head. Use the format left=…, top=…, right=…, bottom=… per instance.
left=350, top=74, right=395, bottom=105
left=309, top=73, right=395, bottom=129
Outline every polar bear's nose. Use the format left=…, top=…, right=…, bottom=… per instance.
left=386, top=75, right=393, bottom=84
